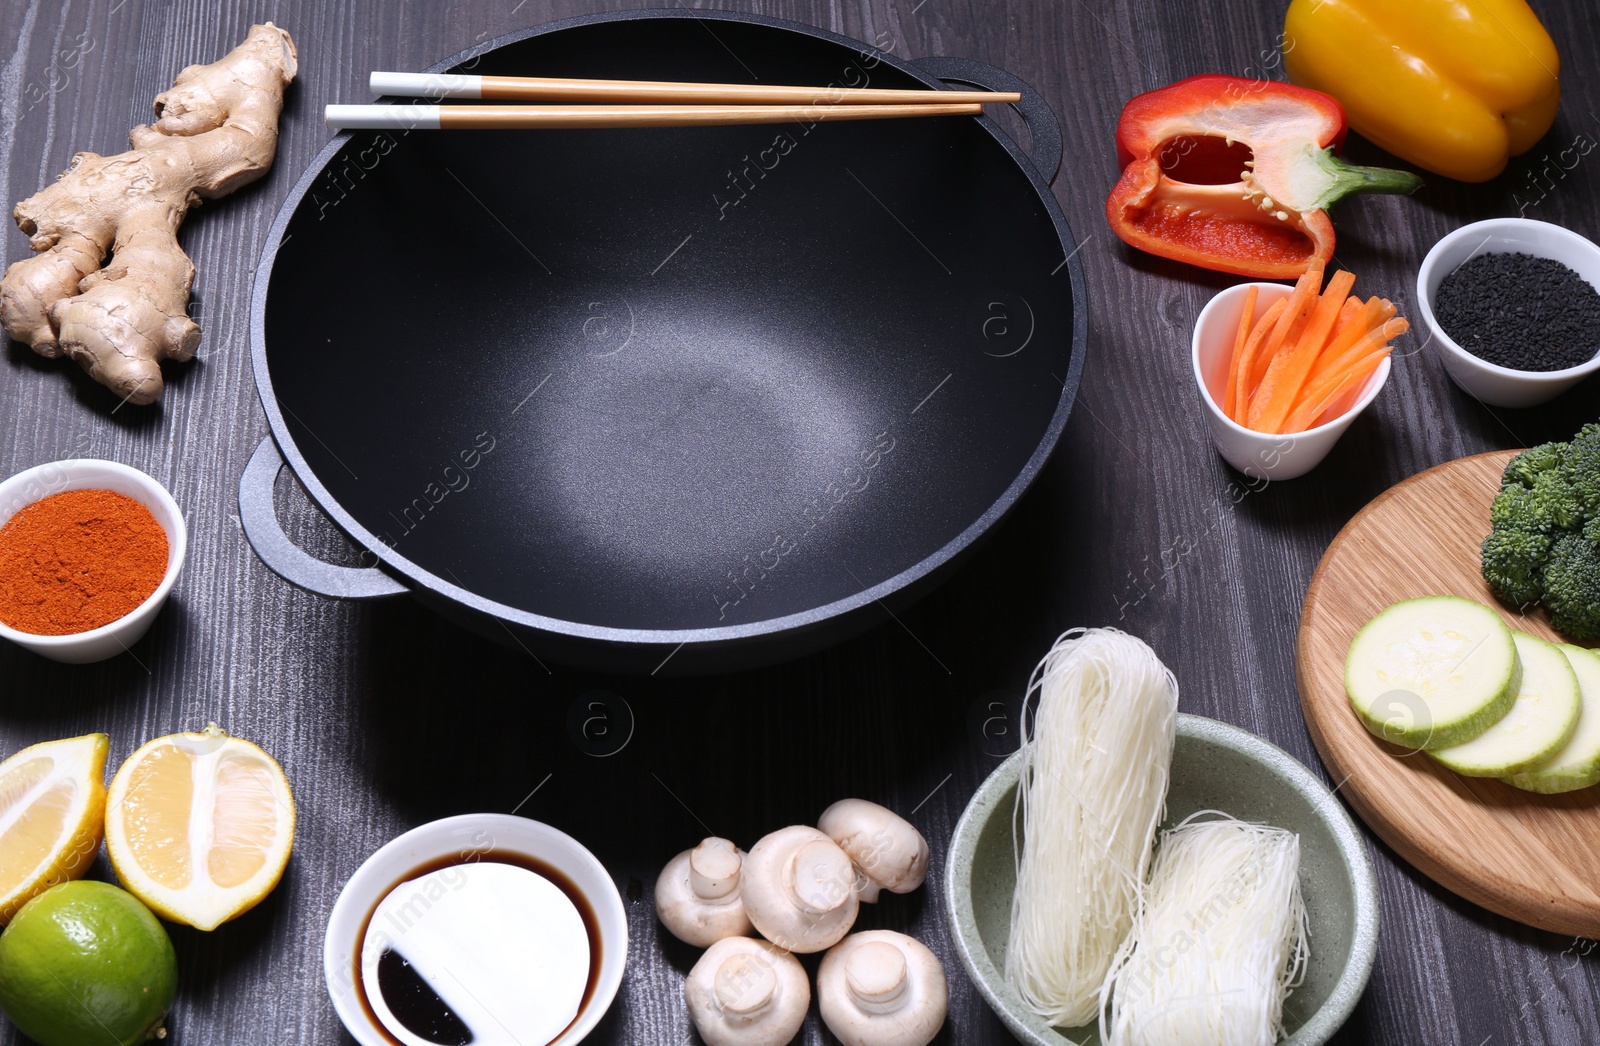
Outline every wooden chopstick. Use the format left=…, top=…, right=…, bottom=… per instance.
left=324, top=102, right=984, bottom=130
left=370, top=71, right=1022, bottom=106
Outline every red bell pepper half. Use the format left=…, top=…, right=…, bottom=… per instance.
left=1105, top=75, right=1423, bottom=280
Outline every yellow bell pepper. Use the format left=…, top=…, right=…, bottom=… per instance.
left=1283, top=0, right=1560, bottom=183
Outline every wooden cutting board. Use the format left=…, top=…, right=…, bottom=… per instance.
left=1297, top=450, right=1600, bottom=937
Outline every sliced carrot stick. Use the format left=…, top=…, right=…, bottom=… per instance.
left=1223, top=285, right=1259, bottom=420
left=1308, top=317, right=1409, bottom=391
left=1317, top=319, right=1407, bottom=381
left=1319, top=298, right=1363, bottom=361
left=1248, top=267, right=1321, bottom=392
left=1304, top=299, right=1388, bottom=388
left=1305, top=346, right=1390, bottom=414
left=1304, top=272, right=1358, bottom=354
left=1251, top=270, right=1359, bottom=433
left=1249, top=358, right=1292, bottom=431
left=1282, top=348, right=1392, bottom=433
left=1243, top=272, right=1324, bottom=430
left=1281, top=308, right=1312, bottom=357
left=1328, top=296, right=1362, bottom=340
left=1322, top=298, right=1386, bottom=359
left=1230, top=297, right=1289, bottom=425
left=1292, top=330, right=1399, bottom=421
left=1249, top=358, right=1290, bottom=431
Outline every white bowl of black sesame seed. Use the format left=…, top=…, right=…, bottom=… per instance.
left=1417, top=218, right=1600, bottom=408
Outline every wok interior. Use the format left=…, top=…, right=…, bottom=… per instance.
left=264, top=18, right=1074, bottom=631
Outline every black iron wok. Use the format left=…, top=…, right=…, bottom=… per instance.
left=241, top=9, right=1085, bottom=674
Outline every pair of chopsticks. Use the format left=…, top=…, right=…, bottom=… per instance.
left=324, top=71, right=1019, bottom=130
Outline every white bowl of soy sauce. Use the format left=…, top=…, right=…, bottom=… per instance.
left=324, top=814, right=628, bottom=1046
left=1417, top=217, right=1600, bottom=408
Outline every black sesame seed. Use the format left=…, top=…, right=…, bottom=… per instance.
left=1434, top=251, right=1600, bottom=372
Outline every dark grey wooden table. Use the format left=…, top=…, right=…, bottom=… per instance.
left=3, top=0, right=1599, bottom=1042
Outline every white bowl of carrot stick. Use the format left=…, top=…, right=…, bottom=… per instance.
left=1191, top=264, right=1406, bottom=481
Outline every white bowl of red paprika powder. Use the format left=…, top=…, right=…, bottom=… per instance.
left=0, top=459, right=187, bottom=663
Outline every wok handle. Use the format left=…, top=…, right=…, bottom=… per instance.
left=238, top=437, right=408, bottom=600
left=913, top=57, right=1063, bottom=183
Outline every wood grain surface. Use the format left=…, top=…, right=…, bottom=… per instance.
left=1298, top=451, right=1600, bottom=939
left=2, top=1, right=1599, bottom=1045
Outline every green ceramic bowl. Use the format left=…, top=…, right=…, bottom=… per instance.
left=945, top=713, right=1379, bottom=1045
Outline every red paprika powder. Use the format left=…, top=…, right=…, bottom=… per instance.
left=0, top=489, right=169, bottom=636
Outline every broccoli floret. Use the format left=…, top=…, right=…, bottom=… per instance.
left=1491, top=484, right=1550, bottom=532
left=1564, top=422, right=1600, bottom=518
left=1503, top=441, right=1567, bottom=488
left=1482, top=527, right=1554, bottom=607
left=1543, top=534, right=1600, bottom=644
left=1532, top=470, right=1586, bottom=530
left=1492, top=470, right=1583, bottom=531
left=1482, top=421, right=1600, bottom=627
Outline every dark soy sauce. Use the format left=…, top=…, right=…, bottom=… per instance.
left=354, top=850, right=604, bottom=1046
left=376, top=949, right=474, bottom=1045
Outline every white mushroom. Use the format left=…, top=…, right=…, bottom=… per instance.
left=740, top=825, right=860, bottom=953
left=684, top=937, right=809, bottom=1046
left=818, top=799, right=929, bottom=903
left=655, top=837, right=754, bottom=947
left=817, top=931, right=948, bottom=1046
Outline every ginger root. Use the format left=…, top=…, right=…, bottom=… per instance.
left=1, top=23, right=297, bottom=405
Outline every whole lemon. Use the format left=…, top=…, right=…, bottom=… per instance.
left=0, top=881, right=177, bottom=1045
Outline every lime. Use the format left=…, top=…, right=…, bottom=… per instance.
left=0, top=880, right=177, bottom=1046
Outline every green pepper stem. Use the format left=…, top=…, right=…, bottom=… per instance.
left=1312, top=146, right=1424, bottom=208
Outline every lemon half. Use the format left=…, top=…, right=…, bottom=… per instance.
left=106, top=724, right=295, bottom=931
left=0, top=734, right=109, bottom=925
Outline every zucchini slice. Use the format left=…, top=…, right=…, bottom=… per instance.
left=1345, top=596, right=1519, bottom=751
left=1504, top=645, right=1600, bottom=794
left=1431, top=633, right=1581, bottom=778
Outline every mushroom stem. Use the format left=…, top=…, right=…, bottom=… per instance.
left=844, top=941, right=909, bottom=1015
left=787, top=839, right=855, bottom=914
left=691, top=838, right=743, bottom=901
left=714, top=952, right=779, bottom=1021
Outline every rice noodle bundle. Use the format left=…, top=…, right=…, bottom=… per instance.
left=1005, top=627, right=1179, bottom=1027
left=1099, top=813, right=1309, bottom=1046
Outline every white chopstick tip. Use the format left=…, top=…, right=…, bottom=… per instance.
left=369, top=71, right=483, bottom=100
left=325, top=104, right=443, bottom=130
